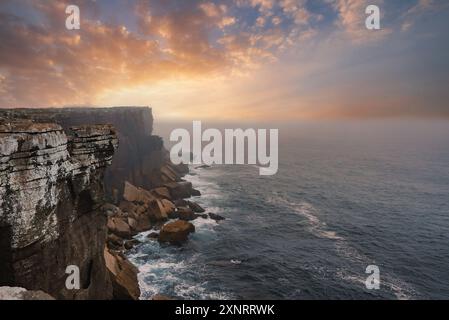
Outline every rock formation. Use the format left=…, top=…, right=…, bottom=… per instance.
left=159, top=220, right=196, bottom=245
left=0, top=107, right=189, bottom=202
left=0, top=286, right=55, bottom=300
left=103, top=249, right=140, bottom=300
left=0, top=120, right=117, bottom=299
left=0, top=106, right=208, bottom=300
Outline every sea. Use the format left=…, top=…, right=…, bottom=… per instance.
left=128, top=119, right=449, bottom=300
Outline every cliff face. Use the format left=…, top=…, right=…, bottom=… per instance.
left=0, top=106, right=191, bottom=300
left=0, top=119, right=118, bottom=299
left=0, top=107, right=176, bottom=202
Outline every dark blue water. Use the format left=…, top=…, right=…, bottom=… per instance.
left=129, top=120, right=449, bottom=299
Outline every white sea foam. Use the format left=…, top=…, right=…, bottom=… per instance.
left=267, top=193, right=418, bottom=300
left=193, top=216, right=218, bottom=230
left=267, top=195, right=343, bottom=241
left=127, top=165, right=230, bottom=300
left=185, top=166, right=226, bottom=202
left=132, top=255, right=233, bottom=300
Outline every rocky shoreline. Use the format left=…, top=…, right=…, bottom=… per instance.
left=103, top=163, right=226, bottom=300
left=0, top=107, right=224, bottom=300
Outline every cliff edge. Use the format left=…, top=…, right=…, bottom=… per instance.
left=0, top=119, right=118, bottom=299
left=0, top=107, right=182, bottom=201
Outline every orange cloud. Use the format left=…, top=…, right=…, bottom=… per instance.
left=0, top=0, right=311, bottom=108
left=0, top=0, right=447, bottom=120
left=332, top=0, right=392, bottom=43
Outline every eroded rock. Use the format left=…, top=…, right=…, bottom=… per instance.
left=104, top=249, right=140, bottom=300
left=208, top=213, right=225, bottom=221
left=108, top=217, right=133, bottom=239
left=158, top=220, right=195, bottom=245
left=0, top=287, right=55, bottom=300
left=164, top=181, right=194, bottom=199
left=177, top=207, right=197, bottom=221
left=0, top=121, right=117, bottom=299
left=188, top=201, right=205, bottom=213
left=123, top=181, right=155, bottom=204
left=147, top=199, right=169, bottom=221
left=151, top=187, right=171, bottom=200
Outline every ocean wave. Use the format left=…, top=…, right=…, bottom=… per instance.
left=131, top=253, right=233, bottom=300
left=336, top=269, right=417, bottom=300
left=192, top=216, right=218, bottom=230
left=127, top=165, right=229, bottom=300
left=267, top=195, right=343, bottom=241
left=266, top=193, right=418, bottom=300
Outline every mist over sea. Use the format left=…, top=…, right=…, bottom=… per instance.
left=128, top=120, right=449, bottom=299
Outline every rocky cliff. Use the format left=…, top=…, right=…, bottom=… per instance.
left=0, top=107, right=184, bottom=202
left=0, top=107, right=195, bottom=300
left=0, top=119, right=118, bottom=299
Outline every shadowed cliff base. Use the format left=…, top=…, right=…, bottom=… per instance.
left=0, top=107, right=200, bottom=300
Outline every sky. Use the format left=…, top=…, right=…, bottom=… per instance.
left=0, top=0, right=448, bottom=121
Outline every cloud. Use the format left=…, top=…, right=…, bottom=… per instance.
left=332, top=0, right=392, bottom=43
left=0, top=0, right=320, bottom=108
left=0, top=0, right=447, bottom=120
left=400, top=0, right=449, bottom=32
left=271, top=16, right=282, bottom=26
left=219, top=16, right=237, bottom=28
left=0, top=1, right=173, bottom=106
left=0, top=0, right=296, bottom=107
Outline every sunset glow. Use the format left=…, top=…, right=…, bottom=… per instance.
left=0, top=0, right=448, bottom=120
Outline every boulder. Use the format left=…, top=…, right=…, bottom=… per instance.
left=104, top=249, right=140, bottom=300
left=161, top=199, right=176, bottom=214
left=123, top=181, right=155, bottom=204
left=151, top=187, right=171, bottom=200
left=108, top=217, right=132, bottom=239
left=168, top=211, right=179, bottom=219
left=119, top=200, right=139, bottom=215
left=208, top=212, right=225, bottom=221
left=107, top=217, right=115, bottom=230
left=188, top=201, right=205, bottom=213
left=160, top=164, right=180, bottom=182
left=134, top=214, right=152, bottom=232
left=177, top=207, right=197, bottom=221
left=107, top=233, right=124, bottom=249
left=127, top=217, right=138, bottom=230
left=158, top=220, right=195, bottom=245
left=0, top=287, right=55, bottom=300
left=135, top=204, right=148, bottom=216
left=191, top=189, right=201, bottom=197
left=103, top=203, right=123, bottom=217
left=147, top=199, right=169, bottom=221
left=164, top=181, right=194, bottom=199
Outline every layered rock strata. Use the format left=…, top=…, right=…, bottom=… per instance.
left=0, top=107, right=205, bottom=300
left=0, top=120, right=117, bottom=299
left=0, top=107, right=188, bottom=201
